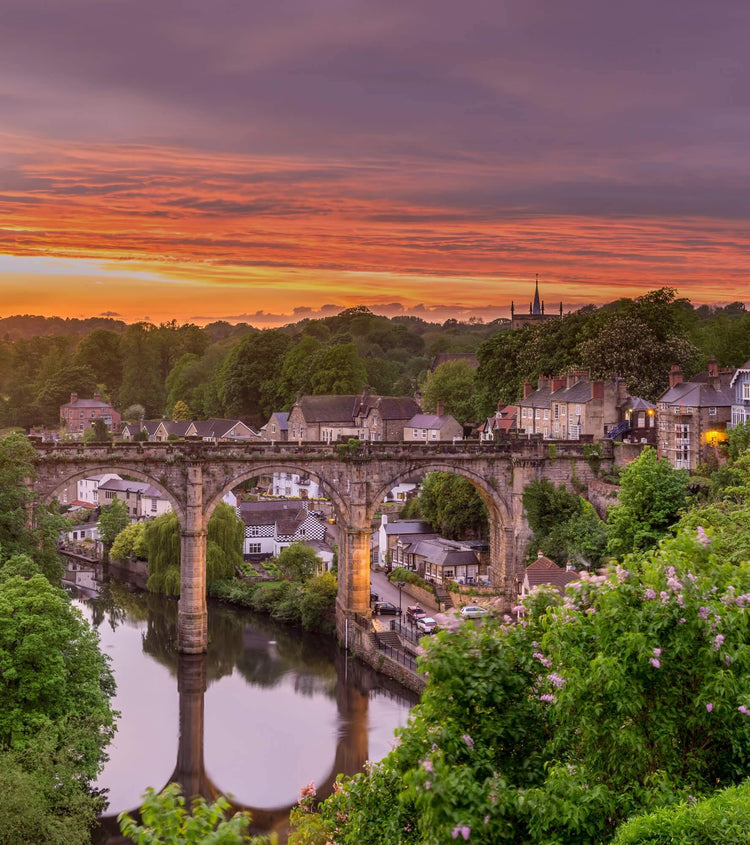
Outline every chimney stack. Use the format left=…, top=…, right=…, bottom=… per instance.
left=436, top=401, right=444, bottom=416
left=70, top=392, right=78, bottom=404
left=669, top=365, right=683, bottom=388
left=523, top=379, right=533, bottom=398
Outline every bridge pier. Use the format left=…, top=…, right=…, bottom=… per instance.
left=178, top=464, right=208, bottom=653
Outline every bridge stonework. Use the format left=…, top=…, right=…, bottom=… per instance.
left=32, top=439, right=611, bottom=653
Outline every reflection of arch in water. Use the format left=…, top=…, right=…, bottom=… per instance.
left=99, top=646, right=407, bottom=842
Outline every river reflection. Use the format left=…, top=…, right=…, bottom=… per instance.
left=64, top=563, right=417, bottom=843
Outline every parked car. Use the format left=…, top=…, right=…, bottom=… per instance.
left=405, top=604, right=426, bottom=623
left=460, top=605, right=488, bottom=619
left=373, top=601, right=401, bottom=616
left=416, top=616, right=438, bottom=634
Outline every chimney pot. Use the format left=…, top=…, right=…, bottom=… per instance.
left=669, top=365, right=683, bottom=388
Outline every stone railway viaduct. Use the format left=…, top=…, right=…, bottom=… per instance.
left=32, top=437, right=612, bottom=653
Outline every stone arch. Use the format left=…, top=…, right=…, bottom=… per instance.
left=368, top=461, right=512, bottom=528
left=368, top=461, right=516, bottom=601
left=202, top=462, right=351, bottom=526
left=37, top=464, right=186, bottom=525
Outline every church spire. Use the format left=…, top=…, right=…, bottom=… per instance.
left=532, top=274, right=541, bottom=315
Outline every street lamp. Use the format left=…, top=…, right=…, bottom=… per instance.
left=396, top=580, right=405, bottom=615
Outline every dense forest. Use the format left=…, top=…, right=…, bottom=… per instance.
left=2, top=289, right=750, bottom=431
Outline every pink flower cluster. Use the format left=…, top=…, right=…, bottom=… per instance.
left=650, top=648, right=661, bottom=669
left=452, top=824, right=471, bottom=840
left=532, top=651, right=553, bottom=668
left=548, top=672, right=566, bottom=688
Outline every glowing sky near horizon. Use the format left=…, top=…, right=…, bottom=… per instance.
left=0, top=0, right=748, bottom=325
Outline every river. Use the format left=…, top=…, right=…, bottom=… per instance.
left=63, top=561, right=417, bottom=843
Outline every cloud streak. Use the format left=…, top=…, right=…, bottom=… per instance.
left=0, top=0, right=747, bottom=321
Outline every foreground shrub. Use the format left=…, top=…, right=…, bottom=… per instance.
left=295, top=528, right=750, bottom=844
left=613, top=780, right=750, bottom=844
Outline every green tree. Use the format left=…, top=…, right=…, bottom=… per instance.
left=311, top=343, right=367, bottom=395
left=0, top=573, right=116, bottom=779
left=119, top=783, right=264, bottom=844
left=419, top=360, right=476, bottom=423
left=217, top=329, right=292, bottom=424
left=298, top=571, right=337, bottom=633
left=0, top=433, right=67, bottom=581
left=171, top=399, right=192, bottom=421
left=119, top=322, right=166, bottom=416
left=727, top=419, right=750, bottom=460
left=110, top=521, right=147, bottom=561
left=417, top=472, right=488, bottom=540
left=145, top=506, right=244, bottom=596
left=74, top=329, right=123, bottom=396
left=607, top=447, right=689, bottom=557
left=99, top=498, right=130, bottom=550
left=277, top=541, right=321, bottom=583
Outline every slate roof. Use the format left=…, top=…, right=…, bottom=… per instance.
left=659, top=381, right=733, bottom=408
left=98, top=479, right=163, bottom=498
left=407, top=413, right=457, bottom=429
left=368, top=396, right=421, bottom=420
left=518, top=385, right=552, bottom=408
left=409, top=538, right=479, bottom=568
left=297, top=395, right=359, bottom=423
left=60, top=397, right=113, bottom=409
left=239, top=501, right=306, bottom=526
left=384, top=519, right=434, bottom=536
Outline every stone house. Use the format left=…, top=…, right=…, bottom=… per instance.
left=98, top=478, right=172, bottom=521
left=260, top=411, right=290, bottom=441
left=517, top=371, right=624, bottom=440
left=477, top=402, right=517, bottom=440
left=656, top=360, right=733, bottom=470
left=238, top=500, right=329, bottom=563
left=60, top=392, right=121, bottom=436
left=403, top=409, right=463, bottom=442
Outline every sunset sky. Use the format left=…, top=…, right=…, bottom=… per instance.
left=0, top=0, right=748, bottom=325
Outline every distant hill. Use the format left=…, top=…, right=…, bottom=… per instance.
left=0, top=315, right=128, bottom=340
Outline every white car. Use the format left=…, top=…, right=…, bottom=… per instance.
left=416, top=616, right=438, bottom=634
left=460, top=605, right=488, bottom=619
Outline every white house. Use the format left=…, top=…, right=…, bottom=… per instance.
left=77, top=473, right=122, bottom=506
left=239, top=501, right=329, bottom=560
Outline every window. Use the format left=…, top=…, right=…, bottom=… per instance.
left=709, top=407, right=717, bottom=416
left=247, top=526, right=260, bottom=537
left=413, top=428, right=418, bottom=437
left=560, top=405, right=566, bottom=415
left=150, top=499, right=157, bottom=512
left=553, top=404, right=559, bottom=419
left=521, top=408, right=527, bottom=418
left=247, top=543, right=262, bottom=554
left=422, top=429, right=427, bottom=438
left=544, top=410, right=549, bottom=420
left=535, top=409, right=540, bottom=419
left=744, top=382, right=750, bottom=401
left=430, top=430, right=437, bottom=439
left=575, top=404, right=581, bottom=415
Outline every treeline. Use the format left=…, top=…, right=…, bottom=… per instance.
left=3, top=290, right=750, bottom=430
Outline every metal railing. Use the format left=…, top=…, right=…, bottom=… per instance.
left=377, top=642, right=418, bottom=672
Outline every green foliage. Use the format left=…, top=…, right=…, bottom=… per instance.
left=110, top=521, right=147, bottom=561
left=613, top=780, right=750, bottom=845
left=207, top=502, right=244, bottom=582
left=310, top=342, right=367, bottom=395
left=419, top=360, right=476, bottom=423
left=0, top=433, right=66, bottom=581
left=0, top=574, right=116, bottom=780
left=118, top=783, right=266, bottom=844
left=98, top=497, right=130, bottom=549
left=418, top=472, right=488, bottom=540
left=607, top=447, right=689, bottom=557
left=298, top=571, right=337, bottom=633
left=171, top=399, right=192, bottom=421
left=145, top=511, right=182, bottom=595
left=277, top=541, right=321, bottom=583
left=300, top=529, right=750, bottom=844
left=0, top=736, right=103, bottom=845
left=390, top=567, right=430, bottom=591
left=727, top=419, right=750, bottom=461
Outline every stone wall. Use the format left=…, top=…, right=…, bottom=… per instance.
left=587, top=479, right=620, bottom=519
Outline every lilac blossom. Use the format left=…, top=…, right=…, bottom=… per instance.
left=739, top=705, right=749, bottom=715
left=548, top=672, right=566, bottom=688
left=696, top=526, right=711, bottom=546
left=706, top=703, right=713, bottom=713
left=714, top=634, right=725, bottom=650
left=649, top=657, right=661, bottom=669
left=462, top=734, right=474, bottom=749
left=452, top=825, right=471, bottom=840
left=699, top=606, right=710, bottom=619
left=533, top=652, right=552, bottom=668
left=540, top=693, right=557, bottom=703
left=644, top=588, right=657, bottom=600
left=422, top=760, right=434, bottom=773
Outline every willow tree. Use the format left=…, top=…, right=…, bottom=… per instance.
left=145, top=503, right=243, bottom=596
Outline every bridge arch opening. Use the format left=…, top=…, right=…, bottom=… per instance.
left=39, top=464, right=186, bottom=525
left=368, top=462, right=515, bottom=601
